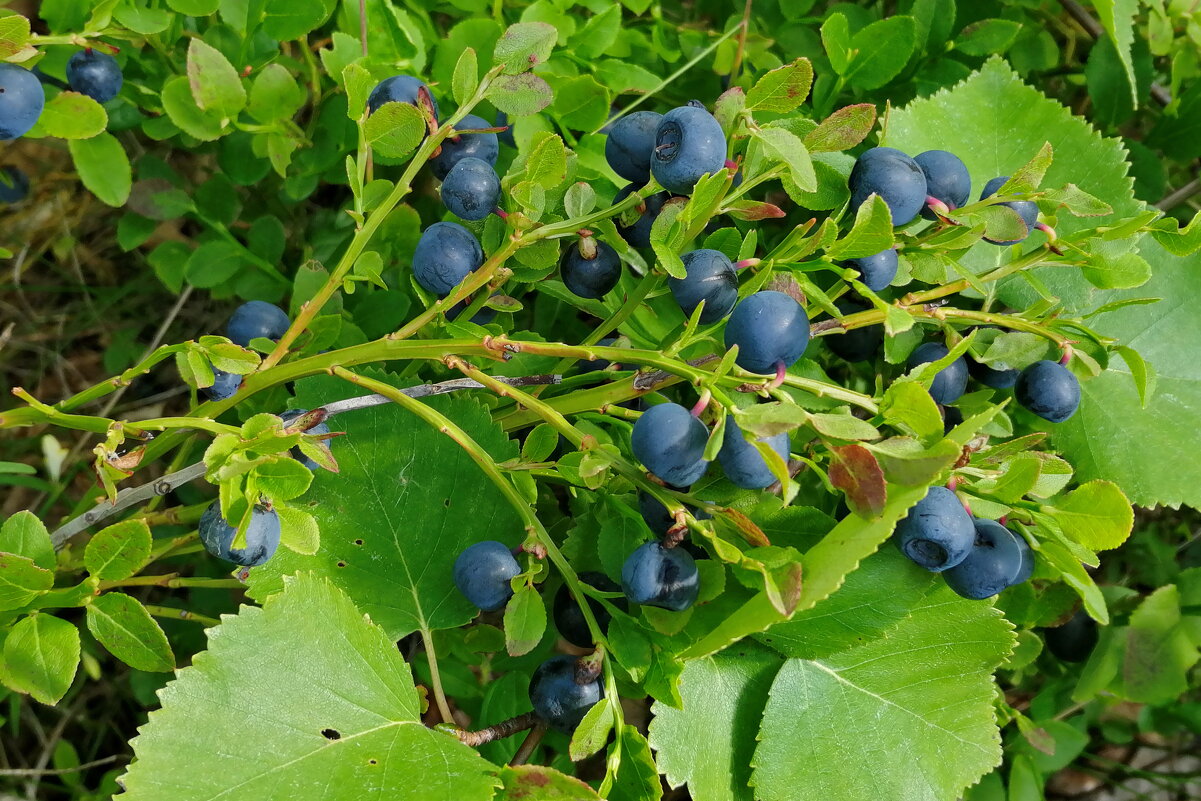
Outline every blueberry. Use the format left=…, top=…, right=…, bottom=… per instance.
left=560, top=240, right=621, bottom=299
left=907, top=342, right=969, bottom=404
left=669, top=249, right=739, bottom=323
left=446, top=296, right=498, bottom=325
left=969, top=358, right=1019, bottom=389
left=202, top=367, right=241, bottom=401
left=825, top=299, right=882, bottom=363
left=494, top=111, right=515, bottom=148
left=944, top=518, right=1029, bottom=600
left=718, top=415, right=789, bottom=489
left=1010, top=529, right=1034, bottom=586
left=848, top=147, right=927, bottom=226
left=915, top=150, right=970, bottom=220
left=431, top=114, right=499, bottom=180
left=66, top=49, right=123, bottom=103
left=941, top=405, right=964, bottom=435
left=1044, top=610, right=1099, bottom=663
left=724, top=291, right=811, bottom=375
left=980, top=176, right=1039, bottom=245
left=638, top=490, right=710, bottom=533
left=614, top=185, right=668, bottom=248
left=412, top=221, right=484, bottom=296
left=279, top=408, right=332, bottom=470
left=631, top=402, right=710, bottom=486
left=1014, top=360, right=1080, bottom=423
left=621, top=541, right=700, bottom=611
left=843, top=248, right=898, bottom=292
left=528, top=655, right=603, bottom=733
left=895, top=486, right=975, bottom=572
left=366, top=75, right=438, bottom=121
left=0, top=166, right=29, bottom=203
left=651, top=105, right=727, bottom=195
left=453, top=541, right=520, bottom=612
left=553, top=572, right=622, bottom=649
left=0, top=64, right=45, bottom=140
left=198, top=501, right=281, bottom=567
left=605, top=110, right=663, bottom=184
left=227, top=301, right=291, bottom=346
left=440, top=157, right=500, bottom=221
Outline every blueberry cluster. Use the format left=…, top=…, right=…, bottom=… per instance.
left=0, top=48, right=124, bottom=142
left=201, top=300, right=291, bottom=402
left=198, top=501, right=281, bottom=567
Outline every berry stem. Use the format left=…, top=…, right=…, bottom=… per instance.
left=769, top=361, right=787, bottom=389
left=419, top=627, right=455, bottom=724
left=925, top=195, right=951, bottom=216
left=734, top=258, right=760, bottom=270
left=690, top=390, right=711, bottom=418
left=453, top=712, right=539, bottom=747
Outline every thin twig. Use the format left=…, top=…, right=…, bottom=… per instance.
left=509, top=725, right=546, bottom=766
left=1158, top=178, right=1201, bottom=211
left=454, top=712, right=539, bottom=747
left=0, top=754, right=123, bottom=777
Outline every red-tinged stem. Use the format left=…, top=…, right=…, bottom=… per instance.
left=1059, top=343, right=1074, bottom=366
left=768, top=362, right=786, bottom=389
left=926, top=195, right=950, bottom=216
left=493, top=207, right=508, bottom=220
left=690, top=389, right=711, bottom=417
left=1035, top=221, right=1057, bottom=241
left=735, top=258, right=760, bottom=269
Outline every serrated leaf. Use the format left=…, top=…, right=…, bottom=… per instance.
left=749, top=582, right=1015, bottom=801
left=524, top=131, right=568, bottom=189
left=493, top=22, right=557, bottom=73
left=248, top=385, right=523, bottom=639
left=487, top=73, right=553, bottom=116
left=2, top=614, right=79, bottom=705
left=1, top=511, right=55, bottom=570
left=1044, top=480, right=1133, bottom=551
left=828, top=444, right=886, bottom=517
left=1043, top=184, right=1112, bottom=217
left=745, top=58, right=813, bottom=113
left=503, top=584, right=545, bottom=656
left=803, top=104, right=876, bottom=153
left=363, top=101, right=425, bottom=160
left=86, top=592, right=174, bottom=672
left=187, top=38, right=247, bottom=119
left=84, top=519, right=151, bottom=580
left=119, top=575, right=499, bottom=800
left=0, top=553, right=53, bottom=610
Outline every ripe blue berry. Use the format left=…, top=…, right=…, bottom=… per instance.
left=605, top=110, right=663, bottom=184
left=1010, top=529, right=1034, bottom=585
left=0, top=64, right=45, bottom=140
left=908, top=342, right=969, bottom=404
left=412, top=221, right=484, bottom=296
left=0, top=166, right=29, bottom=203
left=631, top=403, right=710, bottom=487
left=980, top=176, right=1039, bottom=245
left=718, top=416, right=789, bottom=489
left=494, top=111, right=515, bottom=148
left=849, top=147, right=927, bottom=226
left=651, top=105, right=726, bottom=195
left=895, top=486, right=975, bottom=572
left=279, top=409, right=332, bottom=470
left=669, top=249, right=739, bottom=323
left=366, top=75, right=438, bottom=121
left=1015, top=360, right=1080, bottom=423
left=944, top=518, right=1029, bottom=600
left=825, top=299, right=882, bottom=363
left=941, top=405, right=964, bottom=435
left=430, top=114, right=499, bottom=180
left=724, top=291, right=810, bottom=375
left=1044, top=610, right=1098, bottom=662
left=453, top=541, right=520, bottom=612
left=66, top=49, right=123, bottom=103
left=528, top=655, right=603, bottom=733
left=621, top=541, right=700, bottom=611
left=915, top=150, right=970, bottom=220
left=199, top=501, right=281, bottom=567
left=552, top=572, right=622, bottom=649
left=440, top=157, right=500, bottom=221
left=202, top=367, right=241, bottom=401
left=560, top=240, right=621, bottom=299
left=227, top=300, right=290, bottom=346
left=969, top=358, right=1019, bottom=389
left=843, top=248, right=898, bottom=292
left=614, top=185, right=668, bottom=248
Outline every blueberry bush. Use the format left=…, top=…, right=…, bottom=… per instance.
left=2, top=1, right=1200, bottom=799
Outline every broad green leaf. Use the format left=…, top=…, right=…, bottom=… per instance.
left=167, top=0, right=220, bottom=13
left=68, top=133, right=131, bottom=207
left=1089, top=0, right=1138, bottom=108
left=573, top=5, right=620, bottom=60
left=252, top=457, right=313, bottom=501
left=753, top=127, right=815, bottom=193
left=1043, top=480, right=1133, bottom=551
left=248, top=380, right=523, bottom=639
left=548, top=74, right=611, bottom=132
left=187, top=39, right=247, bottom=119
left=826, top=194, right=893, bottom=260
left=523, top=131, right=568, bottom=189
left=260, top=0, right=336, bottom=39
left=868, top=437, right=961, bottom=486
left=1080, top=248, right=1150, bottom=290
left=821, top=13, right=851, bottom=75
left=84, top=519, right=151, bottom=580
left=1036, top=539, right=1108, bottom=624
left=119, top=575, right=499, bottom=801
left=845, top=16, right=917, bottom=91
left=28, top=92, right=107, bottom=140
left=1122, top=584, right=1199, bottom=704
left=1043, top=184, right=1112, bottom=217
left=496, top=765, right=600, bottom=800
left=503, top=584, right=546, bottom=656
left=807, top=412, right=880, bottom=441
left=956, top=19, right=1022, bottom=57
left=492, top=22, right=557, bottom=73
left=804, top=104, right=876, bottom=153
left=85, top=592, right=174, bottom=672
left=745, top=59, right=813, bottom=113
left=247, top=64, right=305, bottom=124
left=161, top=76, right=225, bottom=141
left=569, top=696, right=614, bottom=761
left=649, top=643, right=784, bottom=801
left=276, top=505, right=320, bottom=555
left=363, top=101, right=425, bottom=160
left=1, top=511, right=55, bottom=570
left=0, top=553, right=53, bottom=610
left=185, top=241, right=246, bottom=288
left=452, top=47, right=478, bottom=106
left=487, top=73, right=554, bottom=116
left=749, top=583, right=1015, bottom=801
left=611, top=725, right=662, bottom=801
left=880, top=381, right=943, bottom=444
left=2, top=613, right=80, bottom=705
left=0, top=13, right=30, bottom=59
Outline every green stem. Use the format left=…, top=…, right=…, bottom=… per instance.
left=96, top=575, right=245, bottom=590
left=143, top=604, right=220, bottom=627
left=420, top=627, right=455, bottom=724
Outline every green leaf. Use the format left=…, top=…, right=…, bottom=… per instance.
left=363, top=101, right=425, bottom=160
left=827, top=194, right=893, bottom=260
left=749, top=582, right=1015, bottom=801
left=85, top=592, right=175, bottom=672
left=276, top=505, right=320, bottom=555
left=452, top=47, right=478, bottom=106
left=167, top=0, right=221, bottom=13
left=548, top=74, right=611, bottom=132
left=247, top=64, right=305, bottom=124
left=1090, top=0, right=1139, bottom=108
left=0, top=554, right=54, bottom=611
left=0, top=13, right=30, bottom=59
left=845, top=16, right=917, bottom=91
left=260, top=0, right=336, bottom=40
left=998, top=141, right=1053, bottom=194
left=161, top=75, right=226, bottom=141
left=1, top=511, right=55, bottom=570
left=821, top=13, right=852, bottom=75
left=880, top=381, right=943, bottom=444
left=569, top=696, right=614, bottom=761
left=1035, top=538, right=1108, bottom=624
left=185, top=241, right=246, bottom=289
left=497, top=765, right=600, bottom=800
left=503, top=584, right=546, bottom=656
left=487, top=73, right=554, bottom=116
left=611, top=725, right=662, bottom=801
left=187, top=38, right=247, bottom=119
left=68, top=132, right=131, bottom=207
left=745, top=58, right=814, bottom=113
left=523, top=131, right=568, bottom=189
left=1122, top=584, right=1199, bottom=704
left=493, top=22, right=557, bottom=73
left=754, top=127, right=816, bottom=193
left=956, top=19, right=1022, bottom=57
left=248, top=385, right=522, bottom=639
left=253, top=457, right=313, bottom=501
left=807, top=412, right=880, bottom=441
left=84, top=519, right=151, bottom=581
left=118, top=575, right=500, bottom=800
left=1042, top=184, right=1112, bottom=217
left=1043, top=480, right=1133, bottom=551
left=573, top=5, right=620, bottom=60
left=804, top=104, right=876, bottom=154
left=2, top=614, right=80, bottom=705
left=29, top=92, right=107, bottom=140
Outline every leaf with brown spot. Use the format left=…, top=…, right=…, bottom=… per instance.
left=497, top=765, right=601, bottom=799
left=716, top=507, right=771, bottom=547
left=828, top=444, right=887, bottom=518
left=805, top=104, right=878, bottom=153
left=726, top=200, right=787, bottom=220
